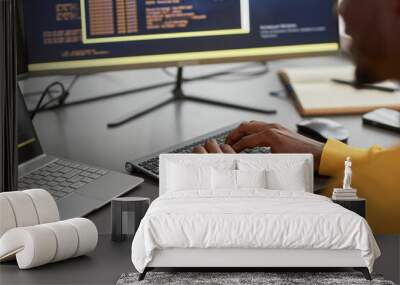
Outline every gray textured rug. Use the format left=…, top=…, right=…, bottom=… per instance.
left=117, top=272, right=396, bottom=285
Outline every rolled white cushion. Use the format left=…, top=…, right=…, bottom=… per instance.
left=1, top=192, right=39, bottom=227
left=0, top=218, right=98, bottom=269
left=64, top=218, right=98, bottom=257
left=42, top=221, right=79, bottom=262
left=24, top=189, right=60, bottom=224
left=0, top=226, right=57, bottom=269
left=0, top=196, right=17, bottom=237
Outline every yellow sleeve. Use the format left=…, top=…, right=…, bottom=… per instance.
left=319, top=139, right=400, bottom=234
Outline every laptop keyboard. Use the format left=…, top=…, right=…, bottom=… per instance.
left=18, top=159, right=108, bottom=200
left=134, top=128, right=271, bottom=178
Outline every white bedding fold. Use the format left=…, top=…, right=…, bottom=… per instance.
left=131, top=190, right=380, bottom=273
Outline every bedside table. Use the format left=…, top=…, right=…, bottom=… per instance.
left=332, top=198, right=366, bottom=218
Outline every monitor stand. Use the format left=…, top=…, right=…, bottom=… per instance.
left=107, top=67, right=277, bottom=128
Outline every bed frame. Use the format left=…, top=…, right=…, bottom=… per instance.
left=138, top=155, right=372, bottom=281
left=139, top=249, right=371, bottom=280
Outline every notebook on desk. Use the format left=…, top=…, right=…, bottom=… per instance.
left=279, top=65, right=400, bottom=116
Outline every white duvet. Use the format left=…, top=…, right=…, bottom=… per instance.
left=131, top=190, right=380, bottom=273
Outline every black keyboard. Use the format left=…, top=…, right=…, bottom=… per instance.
left=18, top=159, right=108, bottom=200
left=126, top=123, right=271, bottom=180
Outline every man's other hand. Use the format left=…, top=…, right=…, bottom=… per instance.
left=339, top=0, right=400, bottom=83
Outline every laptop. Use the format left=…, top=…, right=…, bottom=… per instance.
left=17, top=86, right=144, bottom=220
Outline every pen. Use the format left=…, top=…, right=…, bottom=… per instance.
left=331, top=79, right=398, bottom=93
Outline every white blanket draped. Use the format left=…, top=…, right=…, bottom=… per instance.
left=131, top=190, right=380, bottom=273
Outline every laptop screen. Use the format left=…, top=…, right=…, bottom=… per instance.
left=17, top=86, right=44, bottom=165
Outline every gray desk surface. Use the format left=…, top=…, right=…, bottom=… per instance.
left=1, top=56, right=399, bottom=284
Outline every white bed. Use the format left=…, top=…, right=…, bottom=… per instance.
left=131, top=154, right=380, bottom=280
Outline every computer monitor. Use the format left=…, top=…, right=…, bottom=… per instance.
left=20, top=0, right=339, bottom=75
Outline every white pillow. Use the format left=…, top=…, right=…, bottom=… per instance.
left=212, top=169, right=237, bottom=190
left=238, top=159, right=307, bottom=191
left=212, top=169, right=268, bottom=190
left=267, top=167, right=306, bottom=191
left=237, top=169, right=268, bottom=189
left=167, top=162, right=212, bottom=191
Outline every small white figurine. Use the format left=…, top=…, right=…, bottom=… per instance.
left=343, top=157, right=352, bottom=190
left=332, top=157, right=357, bottom=200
